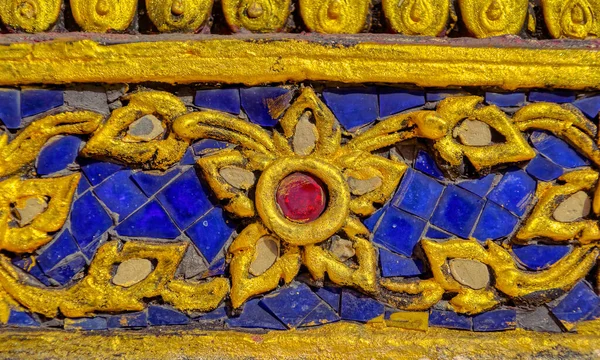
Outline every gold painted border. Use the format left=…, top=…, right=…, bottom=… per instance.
left=0, top=34, right=598, bottom=89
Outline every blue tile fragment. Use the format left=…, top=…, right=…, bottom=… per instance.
left=186, top=207, right=234, bottom=263
left=199, top=257, right=226, bottom=279
left=46, top=255, right=86, bottom=285
left=260, top=283, right=323, bottom=328
left=414, top=151, right=445, bottom=180
left=488, top=169, right=536, bottom=216
left=7, top=310, right=40, bottom=327
left=21, top=89, right=63, bottom=117
left=430, top=185, right=484, bottom=238
left=573, top=95, right=600, bottom=119
left=392, top=168, right=444, bottom=219
left=192, top=139, right=230, bottom=155
left=36, top=136, right=82, bottom=175
left=12, top=257, right=52, bottom=286
left=373, top=207, right=426, bottom=257
left=379, top=88, right=425, bottom=117
left=94, top=171, right=147, bottom=219
left=426, top=90, right=463, bottom=102
left=77, top=176, right=91, bottom=195
left=240, top=87, right=290, bottom=127
left=530, top=131, right=589, bottom=169
left=299, top=302, right=340, bottom=327
left=429, top=310, right=472, bottom=330
left=227, top=298, right=286, bottom=330
left=115, top=201, right=180, bottom=239
left=70, top=192, right=112, bottom=249
left=323, top=87, right=378, bottom=131
left=379, top=248, right=423, bottom=277
left=81, top=239, right=102, bottom=261
left=314, top=286, right=341, bottom=312
left=81, top=160, right=124, bottom=186
left=0, top=89, right=20, bottom=129
left=341, top=289, right=384, bottom=322
left=148, top=306, right=190, bottom=326
left=472, top=202, right=519, bottom=241
left=425, top=227, right=453, bottom=239
left=195, top=88, right=240, bottom=114
left=551, top=281, right=600, bottom=328
left=107, top=312, right=148, bottom=329
left=65, top=317, right=107, bottom=331
left=485, top=92, right=526, bottom=107
left=473, top=309, right=517, bottom=332
left=157, top=169, right=213, bottom=230
left=529, top=91, right=576, bottom=104
left=180, top=148, right=196, bottom=165
left=36, top=230, right=80, bottom=273
left=526, top=156, right=564, bottom=181
left=512, top=244, right=571, bottom=270
left=197, top=306, right=228, bottom=321
left=132, top=168, right=180, bottom=197
left=457, top=174, right=495, bottom=198
left=363, top=206, right=386, bottom=232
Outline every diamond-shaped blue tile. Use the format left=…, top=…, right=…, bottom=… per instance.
left=323, top=87, right=378, bottom=131
left=132, top=168, right=180, bottom=197
left=472, top=202, right=519, bottom=241
left=36, top=136, right=82, bottom=175
left=430, top=185, right=484, bottom=238
left=314, top=286, right=341, bottom=312
left=36, top=230, right=80, bottom=273
left=46, top=255, right=87, bottom=285
left=0, top=89, right=21, bottom=129
left=341, top=289, right=384, bottom=322
left=526, top=155, right=564, bottom=181
left=157, top=169, right=213, bottom=230
left=115, top=201, right=180, bottom=239
left=195, top=88, right=240, bottom=114
left=148, top=305, right=190, bottom=326
left=379, top=88, right=425, bottom=117
left=70, top=192, right=112, bottom=249
left=529, top=91, right=575, bottom=104
left=107, top=312, right=148, bottom=329
left=260, top=282, right=323, bottom=328
left=227, top=298, right=286, bottom=330
left=485, top=92, right=526, bottom=107
left=240, top=87, right=290, bottom=127
left=186, top=207, right=235, bottom=263
left=192, top=139, right=230, bottom=155
left=392, top=168, right=444, bottom=219
left=573, top=95, right=600, bottom=119
left=512, top=244, right=571, bottom=270
left=21, top=89, right=63, bottom=117
left=7, top=310, right=40, bottom=327
left=487, top=169, right=536, bottom=216
left=551, top=281, right=600, bottom=329
left=473, top=309, right=516, bottom=332
left=80, top=160, right=124, bottom=186
left=414, top=151, right=444, bottom=180
left=373, top=207, right=426, bottom=257
left=429, top=310, right=472, bottom=330
left=94, top=171, right=147, bottom=219
left=64, top=317, right=108, bottom=330
left=530, top=131, right=589, bottom=169
left=379, top=248, right=423, bottom=277
left=457, top=174, right=495, bottom=198
left=299, top=302, right=341, bottom=327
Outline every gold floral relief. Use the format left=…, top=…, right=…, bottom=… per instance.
left=299, top=0, right=371, bottom=34
left=542, top=0, right=600, bottom=39
left=70, top=0, right=137, bottom=32
left=0, top=0, right=61, bottom=32
left=383, top=0, right=450, bottom=36
left=146, top=0, right=214, bottom=32
left=458, top=0, right=529, bottom=38
left=222, top=0, right=291, bottom=32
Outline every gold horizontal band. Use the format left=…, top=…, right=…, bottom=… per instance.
left=0, top=34, right=600, bottom=89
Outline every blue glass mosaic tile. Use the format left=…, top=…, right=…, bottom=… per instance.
left=426, top=90, right=463, bottom=102
left=472, top=202, right=519, bottom=241
left=115, top=200, right=180, bottom=239
left=81, top=160, right=124, bottom=186
left=551, top=281, right=600, bottom=327
left=12, top=257, right=52, bottom=286
left=379, top=248, right=423, bottom=277
left=429, top=310, right=472, bottom=330
left=148, top=306, right=190, bottom=326
left=487, top=169, right=535, bottom=216
left=227, top=299, right=286, bottom=330
left=457, top=174, right=495, bottom=198
left=315, top=287, right=341, bottom=312
left=473, top=309, right=517, bottom=332
left=392, top=168, right=444, bottom=220
left=430, top=185, right=485, bottom=238
left=573, top=95, right=600, bottom=119
left=197, top=306, right=228, bottom=321
left=526, top=155, right=564, bottom=181
left=36, top=230, right=80, bottom=273
left=70, top=192, right=112, bottom=249
left=194, top=88, right=240, bottom=114
left=379, top=88, right=425, bottom=117
left=373, top=207, right=426, bottom=257
left=240, top=87, right=290, bottom=127
left=46, top=255, right=86, bottom=285
left=94, top=170, right=147, bottom=219
left=529, top=91, right=576, bottom=104
left=530, top=131, right=589, bottom=169
left=485, top=92, right=526, bottom=107
left=7, top=310, right=39, bottom=327
left=340, top=289, right=384, bottom=322
left=363, top=206, right=386, bottom=232
left=299, top=303, right=340, bottom=327
left=0, top=89, right=20, bottom=129
left=414, top=151, right=445, bottom=180
left=199, top=257, right=226, bottom=278
left=36, top=136, right=82, bottom=175
left=261, top=283, right=323, bottom=328
left=132, top=168, right=180, bottom=197
left=425, top=227, right=453, bottom=239
left=21, top=89, right=63, bottom=117
left=179, top=148, right=196, bottom=165
left=186, top=207, right=234, bottom=263
left=77, top=175, right=91, bottom=195
left=192, top=139, right=230, bottom=155
left=107, top=312, right=148, bottom=329
left=322, top=87, right=378, bottom=131
left=65, top=317, right=107, bottom=331
left=512, top=244, right=571, bottom=270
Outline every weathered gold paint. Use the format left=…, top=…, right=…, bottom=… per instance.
left=146, top=0, right=213, bottom=32
left=222, top=0, right=291, bottom=32
left=383, top=0, right=450, bottom=36
left=459, top=0, right=529, bottom=37
left=0, top=0, right=61, bottom=32
left=542, top=0, right=600, bottom=39
left=70, top=0, right=137, bottom=32
left=299, top=0, right=371, bottom=33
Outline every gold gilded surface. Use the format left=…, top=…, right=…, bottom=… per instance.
left=146, top=0, right=213, bottom=32
left=222, top=0, right=291, bottom=32
left=383, top=0, right=450, bottom=35
left=0, top=0, right=61, bottom=32
left=542, top=0, right=600, bottom=39
left=70, top=0, right=137, bottom=32
left=299, top=0, right=371, bottom=33
left=459, top=0, right=529, bottom=38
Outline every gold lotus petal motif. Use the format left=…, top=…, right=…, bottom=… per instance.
left=70, top=0, right=137, bottom=32
left=0, top=0, right=61, bottom=32
left=146, top=0, right=214, bottom=32
left=459, top=0, right=528, bottom=38
left=383, top=0, right=450, bottom=36
left=542, top=0, right=600, bottom=39
left=300, top=0, right=371, bottom=33
left=222, top=0, right=291, bottom=32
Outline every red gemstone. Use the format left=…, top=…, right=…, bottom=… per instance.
left=276, top=172, right=326, bottom=223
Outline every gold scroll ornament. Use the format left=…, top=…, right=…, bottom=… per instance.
left=222, top=0, right=291, bottom=32
left=458, top=0, right=528, bottom=38
left=146, top=0, right=214, bottom=32
left=542, top=0, right=600, bottom=39
left=0, top=0, right=61, bottom=32
left=300, top=0, right=371, bottom=34
left=70, top=0, right=137, bottom=32
left=383, top=0, right=450, bottom=36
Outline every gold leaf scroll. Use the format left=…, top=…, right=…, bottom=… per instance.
left=222, top=0, right=291, bottom=32
left=70, top=0, right=137, bottom=32
left=458, top=0, right=528, bottom=38
left=542, top=0, right=600, bottom=39
left=383, top=0, right=450, bottom=36
left=0, top=0, right=61, bottom=32
left=300, top=0, right=371, bottom=33
left=146, top=0, right=214, bottom=32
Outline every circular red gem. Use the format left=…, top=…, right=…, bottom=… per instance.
left=276, top=172, right=327, bottom=223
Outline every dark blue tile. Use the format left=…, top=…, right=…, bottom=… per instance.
left=107, top=312, right=148, bottom=329
left=115, top=201, right=180, bottom=239
left=487, top=169, right=536, bottom=216
left=199, top=257, right=226, bottom=279
left=512, top=244, right=571, bottom=270
left=379, top=88, right=425, bottom=117
left=299, top=302, right=340, bottom=327
left=148, top=306, right=190, bottom=326
left=46, top=255, right=86, bottom=285
left=227, top=298, right=286, bottom=330
left=197, top=306, right=228, bottom=321
left=0, top=89, right=21, bottom=129
left=341, top=289, right=384, bottom=322
left=94, top=171, right=147, bottom=219
left=323, top=87, right=378, bottom=131
left=77, top=175, right=91, bottom=195
left=551, top=281, right=600, bottom=327
left=314, top=286, right=341, bottom=312
left=473, top=309, right=517, bottom=332
left=157, top=169, right=213, bottom=230
left=240, top=87, right=290, bottom=127
left=529, top=91, right=576, bottom=104
left=12, top=257, right=52, bottom=286
left=530, top=131, right=589, bottom=169
left=36, top=230, right=80, bottom=273
left=573, top=95, right=600, bottom=119
left=363, top=206, right=386, bottom=232
left=186, top=207, right=235, bottom=263
left=457, top=174, right=495, bottom=198
left=65, top=317, right=107, bottom=330
left=36, top=136, right=82, bottom=175
left=179, top=148, right=195, bottom=165
left=21, top=89, right=63, bottom=117
left=379, top=248, right=423, bottom=277
left=81, top=238, right=102, bottom=261
left=80, top=160, right=124, bottom=186
left=426, top=90, right=462, bottom=102
left=7, top=310, right=39, bottom=327
left=132, top=168, right=180, bottom=197
left=392, top=169, right=444, bottom=219
left=425, top=227, right=453, bottom=239
left=430, top=185, right=485, bottom=238
left=260, top=282, right=323, bottom=328
left=192, top=139, right=230, bottom=155
left=585, top=304, right=600, bottom=321
left=472, top=202, right=519, bottom=241
left=414, top=151, right=445, bottom=180
left=429, top=310, right=472, bottom=330
left=373, top=207, right=426, bottom=257
left=485, top=92, right=526, bottom=107
left=195, top=88, right=240, bottom=114
left=70, top=192, right=112, bottom=249
left=526, top=155, right=564, bottom=181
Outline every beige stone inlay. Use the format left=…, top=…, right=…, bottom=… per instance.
left=449, top=259, right=490, bottom=290
left=292, top=112, right=318, bottom=156
left=219, top=166, right=256, bottom=190
left=12, top=197, right=48, bottom=227
left=249, top=236, right=280, bottom=276
left=553, top=191, right=592, bottom=223
left=112, top=259, right=154, bottom=287
left=347, top=176, right=383, bottom=196
left=454, top=119, right=493, bottom=147
left=330, top=237, right=355, bottom=262
left=126, top=114, right=165, bottom=142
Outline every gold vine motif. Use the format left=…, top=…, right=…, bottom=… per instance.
left=0, top=90, right=600, bottom=321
